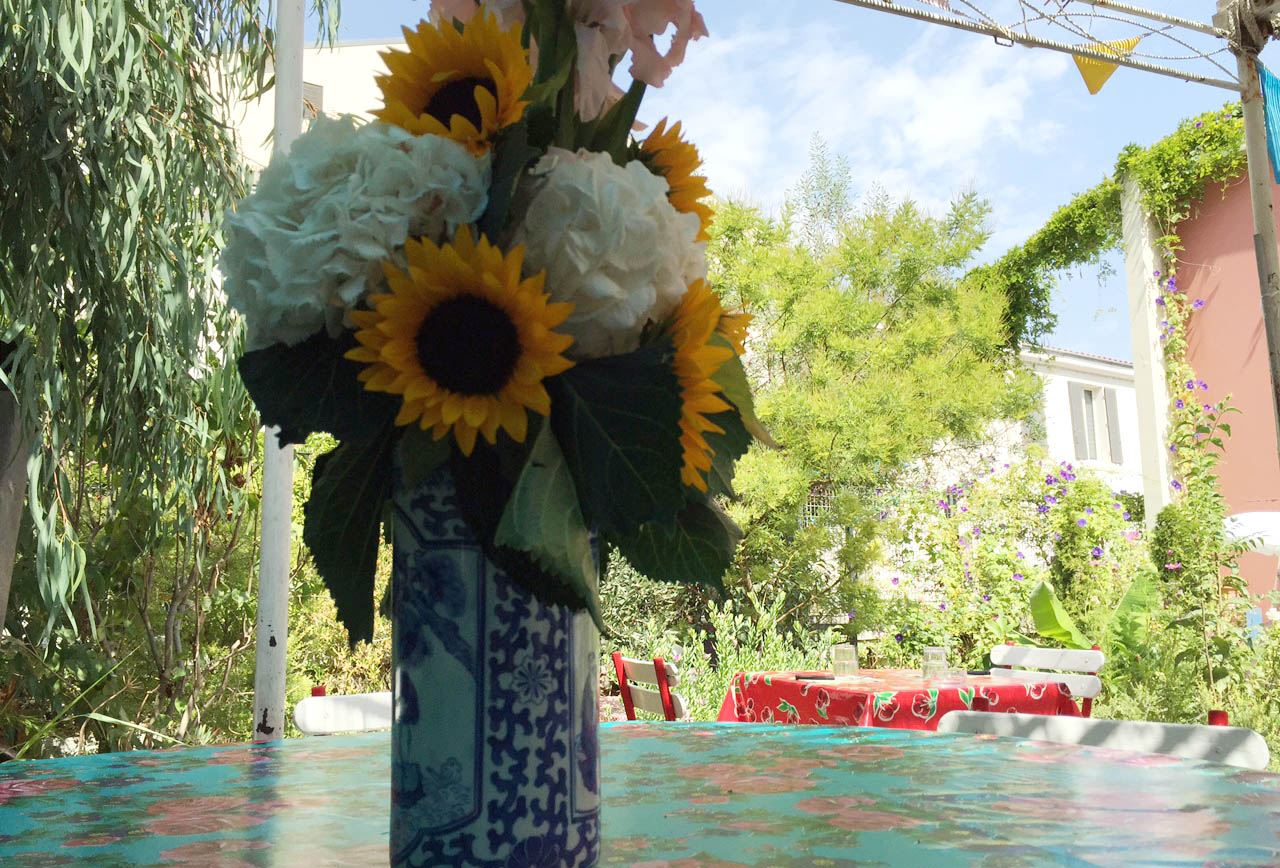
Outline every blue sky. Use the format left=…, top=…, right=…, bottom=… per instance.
left=322, top=0, right=1275, bottom=361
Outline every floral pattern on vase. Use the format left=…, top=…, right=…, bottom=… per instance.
left=390, top=466, right=599, bottom=868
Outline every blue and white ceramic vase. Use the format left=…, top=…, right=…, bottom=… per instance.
left=389, top=467, right=601, bottom=868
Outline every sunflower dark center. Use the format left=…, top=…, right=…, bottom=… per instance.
left=424, top=77, right=495, bottom=130
left=416, top=295, right=520, bottom=395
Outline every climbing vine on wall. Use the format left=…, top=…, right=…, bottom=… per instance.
left=985, top=101, right=1255, bottom=693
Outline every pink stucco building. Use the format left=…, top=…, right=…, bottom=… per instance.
left=1174, top=176, right=1280, bottom=598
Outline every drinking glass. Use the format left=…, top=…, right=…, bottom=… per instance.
left=832, top=643, right=859, bottom=676
left=921, top=646, right=947, bottom=681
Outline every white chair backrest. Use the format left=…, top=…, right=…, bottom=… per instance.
left=293, top=691, right=392, bottom=735
left=987, top=667, right=1103, bottom=699
left=990, top=645, right=1103, bottom=672
left=937, top=711, right=1271, bottom=770
left=989, top=645, right=1104, bottom=698
left=615, top=655, right=687, bottom=720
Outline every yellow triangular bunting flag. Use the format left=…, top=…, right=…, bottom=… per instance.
left=1072, top=36, right=1143, bottom=95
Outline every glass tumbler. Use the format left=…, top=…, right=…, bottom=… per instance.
left=832, top=643, right=859, bottom=676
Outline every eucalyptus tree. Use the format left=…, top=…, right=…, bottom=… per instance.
left=0, top=1, right=336, bottom=749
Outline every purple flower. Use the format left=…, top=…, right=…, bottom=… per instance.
left=1203, top=403, right=1213, bottom=413
left=1176, top=399, right=1185, bottom=409
left=973, top=527, right=981, bottom=537
left=939, top=603, right=947, bottom=612
left=1169, top=444, right=1178, bottom=453
left=1167, top=277, right=1178, bottom=292
left=1160, top=334, right=1168, bottom=342
left=1193, top=298, right=1206, bottom=310
left=960, top=506, right=968, bottom=513
left=1091, top=546, right=1103, bottom=558
left=1160, top=320, right=1169, bottom=329
left=1085, top=507, right=1094, bottom=515
left=895, top=633, right=905, bottom=643
left=1045, top=494, right=1057, bottom=504
left=1123, top=511, right=1131, bottom=520
left=982, top=594, right=991, bottom=602
left=1017, top=551, right=1025, bottom=559
left=1164, top=562, right=1182, bottom=571
left=1196, top=121, right=1203, bottom=128
left=1199, top=381, right=1209, bottom=391
left=1037, top=504, right=1050, bottom=513
left=1186, top=381, right=1195, bottom=390
left=1045, top=475, right=1058, bottom=485
left=1053, top=533, right=1062, bottom=541
left=1155, top=296, right=1166, bottom=306
left=937, top=499, right=948, bottom=509
left=1171, top=480, right=1183, bottom=491
left=1112, top=502, right=1122, bottom=509
left=1153, top=269, right=1161, bottom=278
left=1013, top=573, right=1024, bottom=581
left=1077, top=518, right=1088, bottom=527
left=892, top=577, right=900, bottom=585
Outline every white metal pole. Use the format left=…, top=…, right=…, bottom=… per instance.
left=1232, top=48, right=1280, bottom=455
left=252, top=0, right=304, bottom=743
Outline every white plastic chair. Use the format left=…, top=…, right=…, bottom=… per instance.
left=937, top=711, right=1271, bottom=770
left=989, top=644, right=1104, bottom=716
left=292, top=690, right=393, bottom=735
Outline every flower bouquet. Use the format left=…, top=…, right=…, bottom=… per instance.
left=220, top=0, right=768, bottom=864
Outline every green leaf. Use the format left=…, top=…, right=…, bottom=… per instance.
left=702, top=408, right=751, bottom=499
left=476, top=116, right=541, bottom=241
left=1029, top=581, right=1091, bottom=649
left=709, top=335, right=777, bottom=448
left=547, top=340, right=685, bottom=535
left=303, top=432, right=396, bottom=645
left=583, top=78, right=646, bottom=164
left=449, top=432, right=605, bottom=615
left=397, top=426, right=452, bottom=490
left=613, top=498, right=741, bottom=592
left=494, top=423, right=602, bottom=627
left=237, top=332, right=399, bottom=446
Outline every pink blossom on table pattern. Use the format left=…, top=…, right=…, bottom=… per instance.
left=156, top=838, right=271, bottom=868
left=144, top=795, right=283, bottom=836
left=679, top=760, right=823, bottom=795
left=815, top=744, right=906, bottom=762
left=0, top=777, right=79, bottom=804
left=794, top=795, right=922, bottom=832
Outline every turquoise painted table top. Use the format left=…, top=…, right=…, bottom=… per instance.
left=2, top=722, right=1279, bottom=866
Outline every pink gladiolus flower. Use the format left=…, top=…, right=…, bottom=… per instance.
left=624, top=0, right=709, bottom=88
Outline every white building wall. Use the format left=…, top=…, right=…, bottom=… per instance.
left=236, top=40, right=404, bottom=170
left=1022, top=347, right=1144, bottom=495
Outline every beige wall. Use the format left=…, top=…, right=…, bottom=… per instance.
left=1176, top=176, right=1280, bottom=596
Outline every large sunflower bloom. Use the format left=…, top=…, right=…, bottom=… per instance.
left=670, top=280, right=735, bottom=490
left=374, top=12, right=532, bottom=154
left=345, top=226, right=574, bottom=456
left=641, top=118, right=714, bottom=242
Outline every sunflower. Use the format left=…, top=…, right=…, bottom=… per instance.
left=670, top=279, right=735, bottom=491
left=641, top=118, right=714, bottom=242
left=716, top=308, right=752, bottom=356
left=373, top=12, right=532, bottom=155
left=345, top=226, right=575, bottom=456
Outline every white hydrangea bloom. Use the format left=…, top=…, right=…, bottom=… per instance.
left=514, top=148, right=704, bottom=358
left=220, top=115, right=490, bottom=349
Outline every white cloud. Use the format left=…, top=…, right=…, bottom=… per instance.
left=637, top=16, right=1069, bottom=217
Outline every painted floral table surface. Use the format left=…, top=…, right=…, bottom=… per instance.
left=3, top=723, right=1280, bottom=867
left=717, top=669, right=1081, bottom=729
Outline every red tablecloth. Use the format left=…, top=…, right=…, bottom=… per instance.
left=717, top=668, right=1081, bottom=730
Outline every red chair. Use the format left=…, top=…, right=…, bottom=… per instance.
left=612, top=652, right=685, bottom=721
